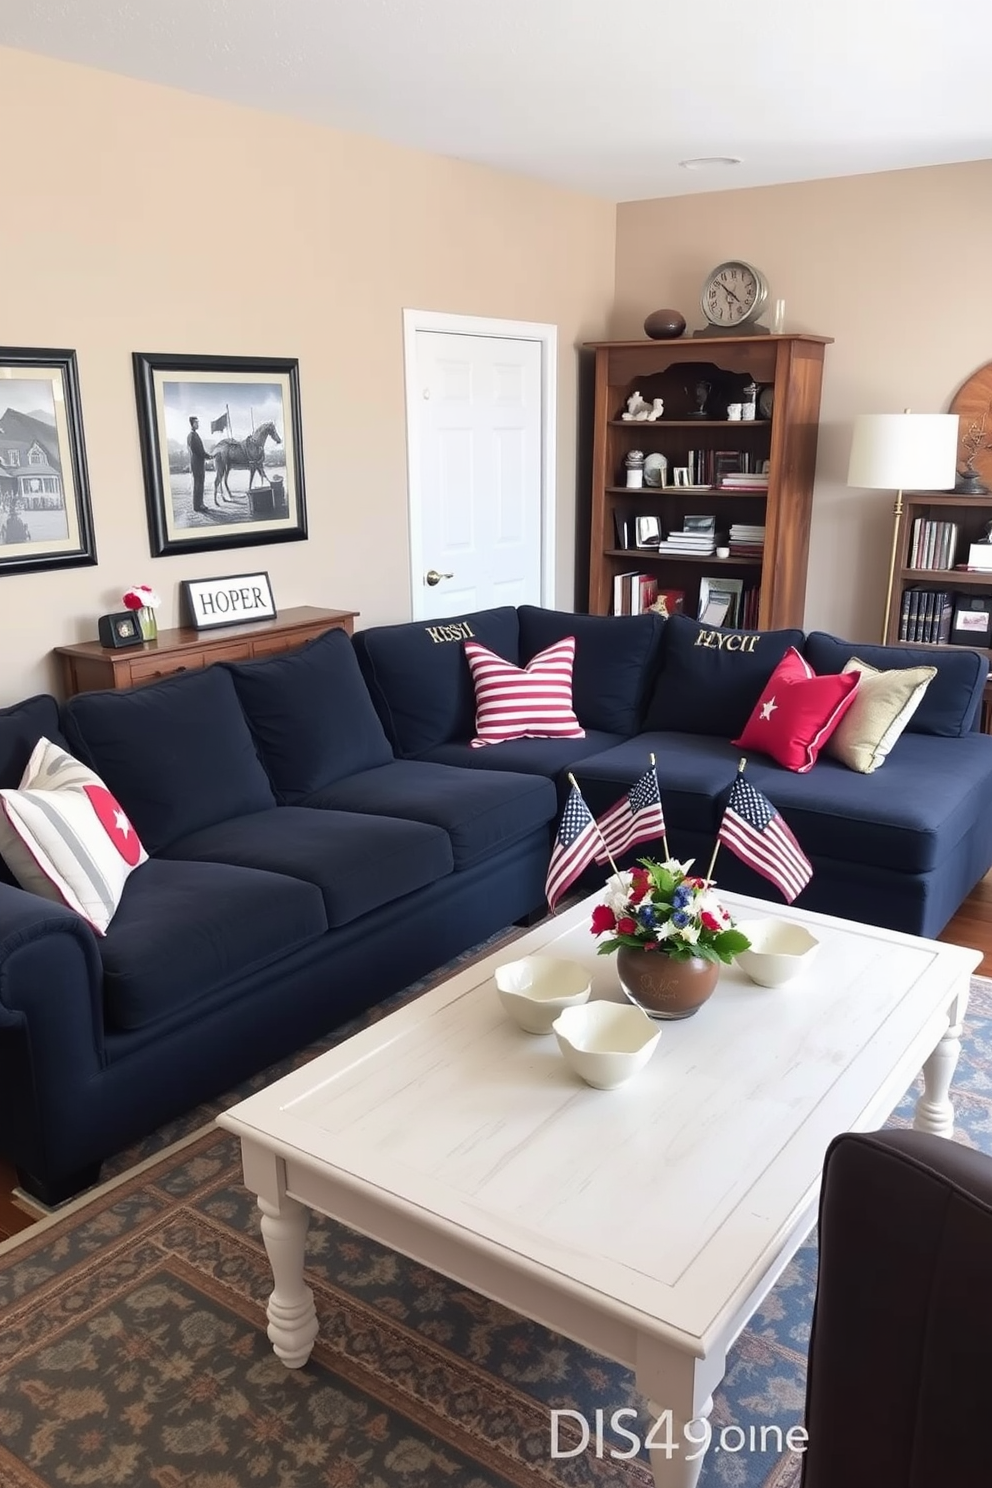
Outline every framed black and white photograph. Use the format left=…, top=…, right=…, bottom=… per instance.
left=181, top=571, right=277, bottom=630
left=0, top=347, right=96, bottom=576
left=133, top=352, right=308, bottom=558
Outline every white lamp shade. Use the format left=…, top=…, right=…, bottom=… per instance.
left=847, top=413, right=959, bottom=491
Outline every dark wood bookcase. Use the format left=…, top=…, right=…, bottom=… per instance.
left=884, top=490, right=992, bottom=731
left=584, top=334, right=831, bottom=627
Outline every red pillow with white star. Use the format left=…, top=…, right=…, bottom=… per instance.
left=733, top=648, right=861, bottom=773
left=0, top=737, right=147, bottom=934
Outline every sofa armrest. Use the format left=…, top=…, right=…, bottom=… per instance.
left=0, top=880, right=103, bottom=1016
left=0, top=881, right=107, bottom=1175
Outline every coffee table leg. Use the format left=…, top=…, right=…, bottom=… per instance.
left=914, top=988, right=968, bottom=1139
left=258, top=1195, right=319, bottom=1368
left=644, top=1395, right=714, bottom=1488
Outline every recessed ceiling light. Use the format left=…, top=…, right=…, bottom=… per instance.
left=678, top=156, right=743, bottom=170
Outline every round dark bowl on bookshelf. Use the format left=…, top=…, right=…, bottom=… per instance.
left=643, top=308, right=687, bottom=340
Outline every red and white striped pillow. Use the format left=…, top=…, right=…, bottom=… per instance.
left=464, top=637, right=585, bottom=748
left=0, top=738, right=147, bottom=935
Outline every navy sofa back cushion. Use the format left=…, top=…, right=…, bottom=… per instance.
left=352, top=607, right=520, bottom=756
left=517, top=606, right=665, bottom=735
left=225, top=628, right=393, bottom=801
left=63, top=667, right=276, bottom=854
left=803, top=632, right=988, bottom=737
left=0, top=694, right=69, bottom=886
left=643, top=614, right=806, bottom=738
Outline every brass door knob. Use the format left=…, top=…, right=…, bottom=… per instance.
left=425, top=569, right=454, bottom=586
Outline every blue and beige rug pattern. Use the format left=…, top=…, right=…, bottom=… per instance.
left=0, top=951, right=989, bottom=1488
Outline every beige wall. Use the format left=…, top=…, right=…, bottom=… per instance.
left=0, top=48, right=616, bottom=704
left=615, top=162, right=992, bottom=641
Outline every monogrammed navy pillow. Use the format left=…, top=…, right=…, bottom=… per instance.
left=642, top=614, right=806, bottom=738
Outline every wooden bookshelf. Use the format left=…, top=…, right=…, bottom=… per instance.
left=585, top=334, right=831, bottom=627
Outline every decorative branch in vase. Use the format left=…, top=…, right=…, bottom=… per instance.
left=956, top=409, right=992, bottom=495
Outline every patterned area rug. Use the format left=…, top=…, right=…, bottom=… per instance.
left=1, top=951, right=990, bottom=1488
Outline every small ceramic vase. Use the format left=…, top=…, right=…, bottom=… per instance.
left=616, top=946, right=720, bottom=1020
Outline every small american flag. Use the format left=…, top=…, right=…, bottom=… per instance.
left=594, top=766, right=666, bottom=864
left=717, top=773, right=812, bottom=903
left=546, top=784, right=603, bottom=911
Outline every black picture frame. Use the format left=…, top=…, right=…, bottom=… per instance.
left=133, top=352, right=308, bottom=558
left=0, top=346, right=96, bottom=577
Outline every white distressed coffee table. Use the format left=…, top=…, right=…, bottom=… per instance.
left=218, top=892, right=979, bottom=1487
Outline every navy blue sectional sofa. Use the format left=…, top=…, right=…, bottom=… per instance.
left=1, top=606, right=990, bottom=1205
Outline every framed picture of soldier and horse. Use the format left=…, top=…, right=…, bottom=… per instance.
left=133, top=352, right=308, bottom=557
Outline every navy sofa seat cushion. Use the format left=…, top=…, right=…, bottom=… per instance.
left=571, top=732, right=741, bottom=837
left=225, top=627, right=394, bottom=801
left=63, top=667, right=276, bottom=854
left=303, top=760, right=557, bottom=870
left=643, top=614, right=806, bottom=738
left=740, top=731, right=992, bottom=873
left=101, top=857, right=328, bottom=1032
left=353, top=607, right=520, bottom=756
left=162, top=807, right=453, bottom=927
left=422, top=730, right=626, bottom=783
left=802, top=632, right=988, bottom=737
left=517, top=606, right=666, bottom=735
left=0, top=694, right=69, bottom=886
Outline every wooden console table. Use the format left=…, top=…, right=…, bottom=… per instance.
left=55, top=606, right=358, bottom=697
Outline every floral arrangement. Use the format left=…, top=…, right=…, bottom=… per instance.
left=122, top=585, right=160, bottom=612
left=591, top=858, right=750, bottom=963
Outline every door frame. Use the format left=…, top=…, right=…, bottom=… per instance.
left=402, top=308, right=558, bottom=618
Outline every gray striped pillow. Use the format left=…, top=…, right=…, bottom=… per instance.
left=0, top=737, right=147, bottom=935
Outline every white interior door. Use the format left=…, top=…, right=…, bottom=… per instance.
left=407, top=321, right=551, bottom=620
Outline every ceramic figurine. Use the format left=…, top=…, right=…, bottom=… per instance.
left=647, top=398, right=665, bottom=421
left=622, top=391, right=652, bottom=421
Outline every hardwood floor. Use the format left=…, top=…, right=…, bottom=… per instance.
left=938, top=869, right=992, bottom=977
left=2, top=876, right=992, bottom=1245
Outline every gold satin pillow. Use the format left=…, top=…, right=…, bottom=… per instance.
left=826, top=658, right=937, bottom=773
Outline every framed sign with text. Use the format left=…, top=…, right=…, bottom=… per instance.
left=181, top=571, right=276, bottom=630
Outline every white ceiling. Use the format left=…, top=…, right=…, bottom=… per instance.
left=5, top=0, right=991, bottom=202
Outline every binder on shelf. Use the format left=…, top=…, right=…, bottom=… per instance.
left=951, top=593, right=992, bottom=646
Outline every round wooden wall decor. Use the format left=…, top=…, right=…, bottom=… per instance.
left=950, top=361, right=992, bottom=492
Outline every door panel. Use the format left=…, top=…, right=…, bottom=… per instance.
left=412, top=330, right=544, bottom=620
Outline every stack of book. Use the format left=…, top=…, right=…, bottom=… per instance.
left=655, top=529, right=716, bottom=556
left=899, top=588, right=954, bottom=644
left=613, top=571, right=659, bottom=615
left=729, top=523, right=765, bottom=558
left=719, top=471, right=770, bottom=492
left=909, top=518, right=958, bottom=570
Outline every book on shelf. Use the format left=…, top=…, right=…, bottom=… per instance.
left=909, top=518, right=958, bottom=571
left=612, top=571, right=662, bottom=616
left=899, top=588, right=955, bottom=644
left=657, top=536, right=717, bottom=555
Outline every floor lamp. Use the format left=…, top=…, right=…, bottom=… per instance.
left=847, top=411, right=959, bottom=642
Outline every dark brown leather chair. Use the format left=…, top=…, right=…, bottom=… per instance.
left=802, top=1129, right=992, bottom=1487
